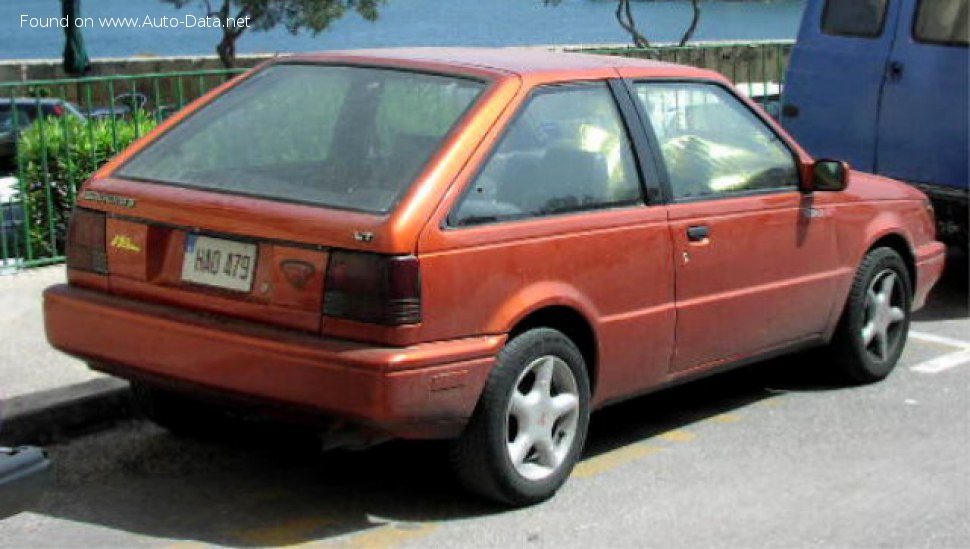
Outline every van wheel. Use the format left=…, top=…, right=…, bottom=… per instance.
left=132, top=383, right=229, bottom=437
left=829, top=247, right=912, bottom=383
left=450, top=328, right=590, bottom=506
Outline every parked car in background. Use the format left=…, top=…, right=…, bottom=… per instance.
left=44, top=49, right=945, bottom=506
left=0, top=98, right=85, bottom=173
left=0, top=176, right=24, bottom=268
left=85, top=92, right=148, bottom=120
left=782, top=0, right=968, bottom=248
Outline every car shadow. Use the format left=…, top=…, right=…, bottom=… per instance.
left=22, top=348, right=849, bottom=547
left=23, top=249, right=965, bottom=546
left=913, top=248, right=968, bottom=322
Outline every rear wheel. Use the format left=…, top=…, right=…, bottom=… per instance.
left=450, top=328, right=590, bottom=506
left=829, top=247, right=912, bottom=383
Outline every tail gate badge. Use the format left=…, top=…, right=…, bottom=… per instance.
left=280, top=260, right=316, bottom=289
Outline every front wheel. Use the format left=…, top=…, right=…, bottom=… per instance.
left=829, top=247, right=912, bottom=383
left=450, top=328, right=591, bottom=506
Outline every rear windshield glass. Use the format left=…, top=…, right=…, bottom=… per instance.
left=821, top=0, right=889, bottom=38
left=915, top=0, right=969, bottom=46
left=117, top=64, right=486, bottom=213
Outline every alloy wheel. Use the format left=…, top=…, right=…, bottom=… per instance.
left=861, top=268, right=907, bottom=362
left=505, top=355, right=581, bottom=481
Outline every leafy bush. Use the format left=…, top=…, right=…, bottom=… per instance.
left=14, top=112, right=157, bottom=258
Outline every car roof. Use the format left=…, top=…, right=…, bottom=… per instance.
left=286, top=47, right=718, bottom=79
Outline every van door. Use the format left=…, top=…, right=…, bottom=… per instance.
left=782, top=0, right=900, bottom=172
left=876, top=0, right=969, bottom=190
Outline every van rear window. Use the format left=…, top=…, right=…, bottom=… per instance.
left=915, top=0, right=969, bottom=46
left=821, top=0, right=889, bottom=38
left=117, top=64, right=485, bottom=213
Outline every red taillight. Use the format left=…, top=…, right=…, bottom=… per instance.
left=66, top=208, right=108, bottom=274
left=52, top=105, right=65, bottom=117
left=324, top=251, right=421, bottom=326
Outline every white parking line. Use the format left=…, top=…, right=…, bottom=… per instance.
left=911, top=350, right=970, bottom=374
left=909, top=331, right=970, bottom=374
left=909, top=331, right=970, bottom=350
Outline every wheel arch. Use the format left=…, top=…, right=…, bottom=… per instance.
left=508, top=306, right=600, bottom=396
left=867, top=232, right=917, bottom=290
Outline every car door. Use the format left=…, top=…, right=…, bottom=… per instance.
left=425, top=80, right=677, bottom=403
left=781, top=0, right=900, bottom=173
left=630, top=81, right=843, bottom=372
left=876, top=0, right=969, bottom=190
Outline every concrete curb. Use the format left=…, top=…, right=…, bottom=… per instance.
left=0, top=378, right=133, bottom=445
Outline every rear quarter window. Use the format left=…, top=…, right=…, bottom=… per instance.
left=821, top=0, right=890, bottom=38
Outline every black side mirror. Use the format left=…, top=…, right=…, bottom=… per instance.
left=808, top=159, right=849, bottom=192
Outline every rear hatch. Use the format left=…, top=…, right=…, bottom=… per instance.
left=68, top=62, right=487, bottom=334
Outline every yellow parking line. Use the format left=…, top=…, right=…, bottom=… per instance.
left=572, top=444, right=663, bottom=478
left=327, top=523, right=439, bottom=549
left=232, top=516, right=334, bottom=547
left=658, top=429, right=696, bottom=442
left=708, top=413, right=742, bottom=424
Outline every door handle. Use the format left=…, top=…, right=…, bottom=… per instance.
left=686, top=225, right=710, bottom=242
left=888, top=60, right=904, bottom=82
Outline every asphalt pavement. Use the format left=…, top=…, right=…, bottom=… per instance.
left=0, top=253, right=967, bottom=548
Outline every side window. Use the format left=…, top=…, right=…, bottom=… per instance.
left=449, top=83, right=642, bottom=226
left=915, top=0, right=969, bottom=46
left=634, top=82, right=799, bottom=200
left=821, top=0, right=889, bottom=38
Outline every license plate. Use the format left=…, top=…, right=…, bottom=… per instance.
left=181, top=234, right=257, bottom=292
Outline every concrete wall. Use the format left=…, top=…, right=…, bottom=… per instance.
left=0, top=54, right=273, bottom=111
left=0, top=53, right=272, bottom=84
left=0, top=42, right=792, bottom=112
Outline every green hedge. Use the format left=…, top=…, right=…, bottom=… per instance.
left=14, top=112, right=157, bottom=258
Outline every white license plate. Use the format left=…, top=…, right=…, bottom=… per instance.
left=181, top=234, right=257, bottom=292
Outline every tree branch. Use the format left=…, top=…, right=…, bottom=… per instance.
left=679, top=0, right=702, bottom=47
left=615, top=0, right=650, bottom=48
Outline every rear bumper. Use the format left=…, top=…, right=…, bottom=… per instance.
left=43, top=284, right=502, bottom=439
left=913, top=241, right=947, bottom=310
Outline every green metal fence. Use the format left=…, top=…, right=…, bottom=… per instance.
left=0, top=68, right=244, bottom=271
left=0, top=41, right=793, bottom=272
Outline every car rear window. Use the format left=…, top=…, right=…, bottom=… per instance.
left=821, top=0, right=889, bottom=38
left=117, top=64, right=486, bottom=213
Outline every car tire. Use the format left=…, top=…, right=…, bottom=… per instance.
left=829, top=247, right=913, bottom=383
left=132, top=383, right=231, bottom=437
left=450, top=328, right=591, bottom=506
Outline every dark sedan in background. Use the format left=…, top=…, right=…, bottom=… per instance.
left=0, top=98, right=85, bottom=174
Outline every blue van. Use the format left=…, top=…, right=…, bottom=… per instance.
left=782, top=0, right=968, bottom=248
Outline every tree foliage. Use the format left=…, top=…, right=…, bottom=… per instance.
left=16, top=113, right=158, bottom=257
left=162, top=1, right=386, bottom=67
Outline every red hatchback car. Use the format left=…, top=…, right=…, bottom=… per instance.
left=44, top=49, right=945, bottom=505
